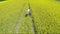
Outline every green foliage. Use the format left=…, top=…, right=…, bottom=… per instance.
left=0, top=0, right=60, bottom=34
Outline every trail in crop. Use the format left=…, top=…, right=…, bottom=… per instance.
left=30, top=16, right=37, bottom=34
left=13, top=1, right=26, bottom=34
left=27, top=0, right=37, bottom=33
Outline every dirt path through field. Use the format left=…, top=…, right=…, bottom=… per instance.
left=13, top=1, right=26, bottom=34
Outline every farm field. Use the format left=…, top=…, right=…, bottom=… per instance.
left=30, top=0, right=60, bottom=34
left=0, top=0, right=60, bottom=34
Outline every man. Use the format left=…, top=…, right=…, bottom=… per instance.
left=25, top=5, right=32, bottom=17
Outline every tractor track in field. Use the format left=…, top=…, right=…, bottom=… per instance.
left=14, top=0, right=37, bottom=34
left=30, top=16, right=37, bottom=34
left=13, top=2, right=26, bottom=34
